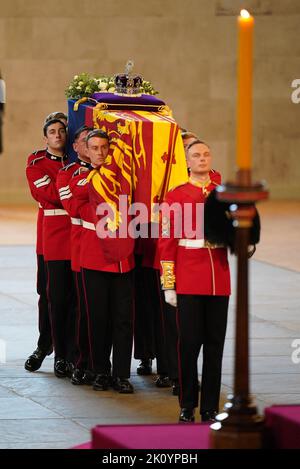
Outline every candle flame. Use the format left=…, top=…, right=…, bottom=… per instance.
left=240, top=9, right=250, bottom=18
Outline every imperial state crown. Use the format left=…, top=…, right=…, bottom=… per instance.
left=114, top=60, right=143, bottom=96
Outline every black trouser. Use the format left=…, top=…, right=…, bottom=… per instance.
left=74, top=271, right=90, bottom=370
left=177, top=295, right=229, bottom=413
left=133, top=260, right=155, bottom=361
left=137, top=267, right=170, bottom=374
left=82, top=268, right=134, bottom=378
left=46, top=260, right=77, bottom=362
left=162, top=298, right=178, bottom=381
left=36, top=254, right=52, bottom=352
left=134, top=265, right=177, bottom=376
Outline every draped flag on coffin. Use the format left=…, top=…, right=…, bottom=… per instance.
left=68, top=96, right=188, bottom=262
left=87, top=108, right=188, bottom=262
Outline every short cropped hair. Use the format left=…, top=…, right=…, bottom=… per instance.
left=181, top=131, right=198, bottom=140
left=186, top=139, right=209, bottom=152
left=74, top=125, right=94, bottom=141
left=85, top=129, right=109, bottom=145
left=43, top=118, right=67, bottom=136
left=44, top=111, right=68, bottom=124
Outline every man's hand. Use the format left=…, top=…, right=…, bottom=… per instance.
left=164, top=290, right=177, bottom=308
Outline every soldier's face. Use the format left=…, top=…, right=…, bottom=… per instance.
left=187, top=143, right=212, bottom=176
left=44, top=122, right=66, bottom=152
left=73, top=130, right=90, bottom=161
left=87, top=137, right=109, bottom=168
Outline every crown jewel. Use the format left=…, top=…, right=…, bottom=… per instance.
left=114, top=60, right=143, bottom=96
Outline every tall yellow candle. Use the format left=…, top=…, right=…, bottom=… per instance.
left=236, top=9, right=254, bottom=170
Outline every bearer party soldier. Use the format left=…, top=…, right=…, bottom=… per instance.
left=159, top=139, right=230, bottom=423
left=56, top=125, right=93, bottom=385
left=24, top=111, right=68, bottom=373
left=26, top=118, right=76, bottom=378
left=69, top=129, right=135, bottom=393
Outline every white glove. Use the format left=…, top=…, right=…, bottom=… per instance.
left=164, top=290, right=177, bottom=308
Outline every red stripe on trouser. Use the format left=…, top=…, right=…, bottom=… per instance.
left=156, top=270, right=166, bottom=339
left=74, top=272, right=82, bottom=368
left=175, top=306, right=183, bottom=407
left=45, top=262, right=55, bottom=352
left=81, top=269, right=94, bottom=371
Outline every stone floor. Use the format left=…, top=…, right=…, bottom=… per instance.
left=0, top=202, right=300, bottom=448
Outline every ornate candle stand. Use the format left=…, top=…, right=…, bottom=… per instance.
left=210, top=169, right=268, bottom=449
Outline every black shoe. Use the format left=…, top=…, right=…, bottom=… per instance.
left=71, top=368, right=85, bottom=385
left=172, top=379, right=180, bottom=396
left=66, top=362, right=75, bottom=378
left=155, top=375, right=171, bottom=388
left=113, top=377, right=134, bottom=394
left=201, top=410, right=218, bottom=422
left=54, top=358, right=68, bottom=378
left=82, top=370, right=96, bottom=385
left=137, top=359, right=152, bottom=375
left=179, top=408, right=195, bottom=423
left=93, top=374, right=110, bottom=391
left=24, top=347, right=52, bottom=372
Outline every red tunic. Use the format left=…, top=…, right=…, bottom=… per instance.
left=158, top=172, right=230, bottom=296
left=138, top=170, right=222, bottom=272
left=69, top=172, right=135, bottom=273
left=26, top=152, right=71, bottom=261
left=56, top=160, right=90, bottom=272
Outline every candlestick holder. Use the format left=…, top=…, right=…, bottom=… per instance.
left=210, top=168, right=269, bottom=449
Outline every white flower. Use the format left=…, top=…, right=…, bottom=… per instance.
left=69, top=85, right=72, bottom=90
left=78, top=81, right=84, bottom=86
left=76, top=86, right=82, bottom=90
left=99, top=82, right=108, bottom=91
left=74, top=75, right=78, bottom=80
left=108, top=87, right=115, bottom=93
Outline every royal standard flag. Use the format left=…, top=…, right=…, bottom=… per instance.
left=69, top=97, right=188, bottom=262
left=90, top=107, right=188, bottom=209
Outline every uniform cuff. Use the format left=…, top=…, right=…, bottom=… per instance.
left=160, top=261, right=176, bottom=290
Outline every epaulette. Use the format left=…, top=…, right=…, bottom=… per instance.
left=29, top=155, right=45, bottom=166
left=61, top=162, right=76, bottom=172
left=72, top=168, right=81, bottom=177
left=32, top=149, right=46, bottom=157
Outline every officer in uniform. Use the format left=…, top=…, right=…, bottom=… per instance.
left=160, top=132, right=222, bottom=396
left=24, top=112, right=68, bottom=372
left=70, top=129, right=135, bottom=394
left=159, top=139, right=231, bottom=423
left=24, top=147, right=53, bottom=372
left=26, top=118, right=76, bottom=378
left=56, top=125, right=93, bottom=385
